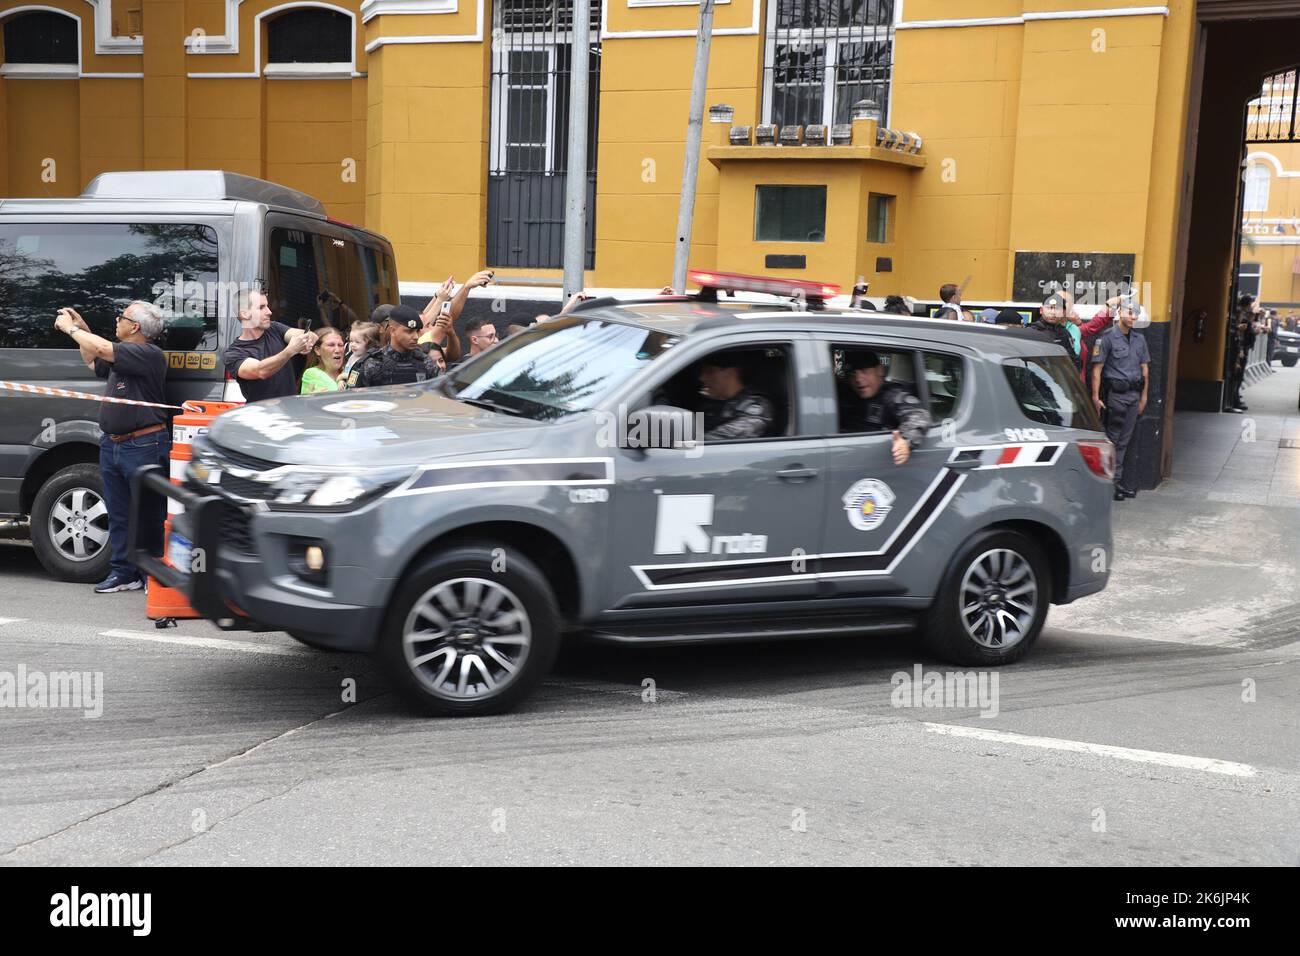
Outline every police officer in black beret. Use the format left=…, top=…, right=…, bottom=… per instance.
left=841, top=351, right=932, bottom=465
left=347, top=304, right=440, bottom=388
left=698, top=352, right=775, bottom=441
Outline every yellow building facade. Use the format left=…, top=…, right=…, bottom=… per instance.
left=1240, top=142, right=1300, bottom=313
left=0, top=0, right=1197, bottom=296
left=4, top=0, right=1300, bottom=487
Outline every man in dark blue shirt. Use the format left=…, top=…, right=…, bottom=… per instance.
left=55, top=302, right=171, bottom=593
left=1090, top=299, right=1150, bottom=501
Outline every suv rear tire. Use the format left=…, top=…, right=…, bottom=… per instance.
left=921, top=529, right=1049, bottom=666
left=30, top=463, right=113, bottom=584
left=377, top=542, right=561, bottom=716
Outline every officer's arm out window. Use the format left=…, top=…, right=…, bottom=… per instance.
left=1003, top=355, right=1103, bottom=430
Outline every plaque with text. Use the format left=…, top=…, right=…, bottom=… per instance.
left=1013, top=252, right=1136, bottom=303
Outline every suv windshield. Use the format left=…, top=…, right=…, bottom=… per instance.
left=447, top=315, right=678, bottom=421
left=1003, top=355, right=1103, bottom=431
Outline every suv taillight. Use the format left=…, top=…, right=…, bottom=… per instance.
left=1077, top=440, right=1115, bottom=480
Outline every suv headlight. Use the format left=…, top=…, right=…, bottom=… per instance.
left=270, top=466, right=414, bottom=510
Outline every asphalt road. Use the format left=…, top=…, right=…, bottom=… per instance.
left=1, top=536, right=1297, bottom=866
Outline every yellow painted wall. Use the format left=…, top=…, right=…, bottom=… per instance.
left=4, top=80, right=81, bottom=196
left=595, top=0, right=765, bottom=286
left=1, top=0, right=367, bottom=221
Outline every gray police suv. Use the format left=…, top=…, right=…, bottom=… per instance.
left=133, top=274, right=1115, bottom=716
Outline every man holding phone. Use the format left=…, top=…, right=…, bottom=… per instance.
left=222, top=288, right=316, bottom=402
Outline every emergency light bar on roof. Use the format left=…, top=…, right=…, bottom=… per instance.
left=688, top=270, right=840, bottom=307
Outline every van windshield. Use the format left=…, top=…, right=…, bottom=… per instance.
left=446, top=316, right=678, bottom=421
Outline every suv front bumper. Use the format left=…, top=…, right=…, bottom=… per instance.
left=128, top=466, right=385, bottom=649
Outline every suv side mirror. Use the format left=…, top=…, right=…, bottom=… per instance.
left=620, top=405, right=701, bottom=451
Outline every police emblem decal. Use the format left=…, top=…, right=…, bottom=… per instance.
left=843, top=479, right=896, bottom=531
left=322, top=399, right=397, bottom=414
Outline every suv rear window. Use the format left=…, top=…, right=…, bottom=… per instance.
left=1003, top=355, right=1103, bottom=431
left=0, top=222, right=220, bottom=350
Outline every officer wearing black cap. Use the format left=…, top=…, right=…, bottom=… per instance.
left=841, top=351, right=931, bottom=465
left=1027, top=291, right=1079, bottom=364
left=698, top=352, right=775, bottom=441
left=347, top=304, right=439, bottom=388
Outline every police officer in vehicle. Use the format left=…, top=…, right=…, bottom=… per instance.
left=698, top=352, right=775, bottom=440
left=347, top=305, right=439, bottom=388
left=1090, top=297, right=1150, bottom=501
left=841, top=351, right=932, bottom=465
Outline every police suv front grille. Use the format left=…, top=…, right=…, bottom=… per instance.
left=218, top=504, right=256, bottom=555
left=209, top=444, right=278, bottom=472
left=219, top=472, right=279, bottom=501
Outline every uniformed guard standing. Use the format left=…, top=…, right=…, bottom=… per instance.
left=1090, top=299, right=1150, bottom=500
left=841, top=352, right=932, bottom=465
left=347, top=305, right=439, bottom=389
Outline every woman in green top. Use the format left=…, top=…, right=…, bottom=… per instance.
left=300, top=326, right=346, bottom=393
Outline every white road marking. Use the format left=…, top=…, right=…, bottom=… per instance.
left=98, top=629, right=310, bottom=657
left=0, top=618, right=25, bottom=627
left=923, top=723, right=1258, bottom=778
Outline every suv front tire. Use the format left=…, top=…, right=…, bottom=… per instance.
left=378, top=541, right=561, bottom=716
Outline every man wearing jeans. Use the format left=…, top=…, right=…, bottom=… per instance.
left=54, top=302, right=171, bottom=592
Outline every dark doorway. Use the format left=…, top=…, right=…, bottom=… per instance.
left=1167, top=2, right=1300, bottom=475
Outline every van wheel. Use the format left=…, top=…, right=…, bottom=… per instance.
left=377, top=542, right=560, bottom=716
left=921, top=530, right=1049, bottom=666
left=30, top=464, right=113, bottom=583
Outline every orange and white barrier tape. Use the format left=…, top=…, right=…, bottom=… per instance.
left=0, top=380, right=184, bottom=410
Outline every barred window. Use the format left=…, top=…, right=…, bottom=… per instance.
left=2, top=10, right=79, bottom=65
left=762, top=0, right=895, bottom=129
left=267, top=8, right=352, bottom=64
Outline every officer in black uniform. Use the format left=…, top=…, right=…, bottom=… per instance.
left=698, top=352, right=775, bottom=441
left=1090, top=298, right=1150, bottom=500
left=347, top=305, right=439, bottom=388
left=1027, top=292, right=1079, bottom=365
left=841, top=351, right=932, bottom=465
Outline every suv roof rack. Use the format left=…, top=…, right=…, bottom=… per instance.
left=80, top=170, right=326, bottom=215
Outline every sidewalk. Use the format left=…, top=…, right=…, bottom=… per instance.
left=1049, top=363, right=1300, bottom=648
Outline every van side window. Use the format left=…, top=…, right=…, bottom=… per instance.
left=268, top=227, right=323, bottom=331
left=268, top=227, right=391, bottom=335
left=0, top=223, right=219, bottom=351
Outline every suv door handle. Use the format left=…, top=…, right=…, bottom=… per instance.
left=945, top=458, right=981, bottom=470
left=778, top=466, right=818, bottom=482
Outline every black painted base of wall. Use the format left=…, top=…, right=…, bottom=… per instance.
left=1123, top=320, right=1169, bottom=491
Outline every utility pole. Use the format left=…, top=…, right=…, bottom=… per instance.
left=562, top=0, right=592, bottom=299
left=671, top=0, right=716, bottom=294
